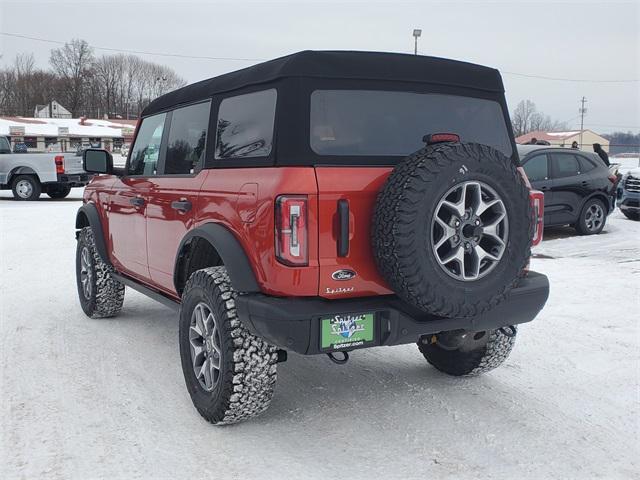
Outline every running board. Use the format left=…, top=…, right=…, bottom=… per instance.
left=111, top=273, right=180, bottom=311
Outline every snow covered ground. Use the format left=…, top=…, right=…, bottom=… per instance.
left=1, top=190, right=638, bottom=480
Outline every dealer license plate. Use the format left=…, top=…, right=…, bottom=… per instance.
left=320, top=313, right=375, bottom=351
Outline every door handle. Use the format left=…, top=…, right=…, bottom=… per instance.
left=171, top=200, right=192, bottom=212
left=130, top=197, right=145, bottom=207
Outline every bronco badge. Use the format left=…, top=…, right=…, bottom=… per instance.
left=331, top=269, right=357, bottom=281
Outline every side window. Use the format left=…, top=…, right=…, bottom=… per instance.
left=551, top=153, right=580, bottom=178
left=577, top=155, right=596, bottom=173
left=215, top=89, right=277, bottom=159
left=164, top=101, right=211, bottom=175
left=128, top=113, right=167, bottom=176
left=523, top=154, right=548, bottom=181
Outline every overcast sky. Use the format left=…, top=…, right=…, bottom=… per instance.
left=1, top=0, right=638, bottom=133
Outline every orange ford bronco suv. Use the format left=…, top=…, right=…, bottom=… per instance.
left=76, top=51, right=548, bottom=425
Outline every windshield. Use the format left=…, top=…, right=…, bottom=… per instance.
left=310, top=90, right=513, bottom=158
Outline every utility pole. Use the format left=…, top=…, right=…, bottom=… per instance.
left=579, top=96, right=587, bottom=149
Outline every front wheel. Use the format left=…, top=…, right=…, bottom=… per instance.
left=575, top=198, right=607, bottom=235
left=179, top=266, right=278, bottom=425
left=47, top=185, right=72, bottom=199
left=418, top=327, right=517, bottom=376
left=76, top=227, right=125, bottom=318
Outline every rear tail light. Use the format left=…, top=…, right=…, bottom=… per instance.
left=275, top=195, right=308, bottom=266
left=608, top=174, right=617, bottom=184
left=529, top=190, right=544, bottom=246
left=54, top=155, right=64, bottom=174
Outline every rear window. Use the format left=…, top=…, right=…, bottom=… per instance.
left=310, top=90, right=513, bottom=157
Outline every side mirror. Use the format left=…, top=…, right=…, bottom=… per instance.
left=83, top=148, right=113, bottom=174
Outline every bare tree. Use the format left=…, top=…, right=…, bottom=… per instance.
left=49, top=39, right=94, bottom=116
left=511, top=99, right=567, bottom=137
left=511, top=100, right=536, bottom=137
left=1, top=38, right=186, bottom=119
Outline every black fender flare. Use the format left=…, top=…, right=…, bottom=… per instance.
left=174, top=223, right=260, bottom=293
left=75, top=203, right=110, bottom=264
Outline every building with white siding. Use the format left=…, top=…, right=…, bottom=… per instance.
left=0, top=116, right=137, bottom=153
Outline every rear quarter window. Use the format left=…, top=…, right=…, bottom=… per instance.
left=215, top=89, right=277, bottom=159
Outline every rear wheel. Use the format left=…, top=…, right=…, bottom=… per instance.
left=622, top=210, right=640, bottom=221
left=179, top=266, right=278, bottom=425
left=46, top=185, right=72, bottom=199
left=575, top=198, right=606, bottom=235
left=11, top=175, right=41, bottom=201
left=418, top=327, right=517, bottom=376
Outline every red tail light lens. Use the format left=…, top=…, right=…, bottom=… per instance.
left=608, top=174, right=617, bottom=183
left=54, top=155, right=64, bottom=174
left=529, top=190, right=544, bottom=246
left=275, top=195, right=308, bottom=266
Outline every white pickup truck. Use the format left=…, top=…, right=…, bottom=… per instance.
left=0, top=136, right=92, bottom=200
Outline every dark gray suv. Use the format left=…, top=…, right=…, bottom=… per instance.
left=518, top=145, right=616, bottom=235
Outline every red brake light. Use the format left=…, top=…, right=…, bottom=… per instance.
left=55, top=155, right=64, bottom=174
left=275, top=195, right=308, bottom=266
left=608, top=174, right=617, bottom=184
left=529, top=190, right=544, bottom=246
left=423, top=133, right=460, bottom=145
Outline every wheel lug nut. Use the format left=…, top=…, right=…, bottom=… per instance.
left=475, top=219, right=480, bottom=225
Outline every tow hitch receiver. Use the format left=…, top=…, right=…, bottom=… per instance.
left=327, top=351, right=350, bottom=364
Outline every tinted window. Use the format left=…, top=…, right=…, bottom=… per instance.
left=577, top=155, right=596, bottom=172
left=215, top=89, right=277, bottom=159
left=551, top=153, right=580, bottom=178
left=128, top=113, right=166, bottom=176
left=310, top=90, right=513, bottom=157
left=165, top=101, right=210, bottom=174
left=0, top=136, right=10, bottom=152
left=523, top=154, right=548, bottom=181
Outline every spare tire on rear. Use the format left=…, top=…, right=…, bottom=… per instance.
left=372, top=142, right=532, bottom=318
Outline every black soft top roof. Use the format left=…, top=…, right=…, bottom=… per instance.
left=142, top=50, right=504, bottom=116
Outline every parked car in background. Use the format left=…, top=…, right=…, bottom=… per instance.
left=13, top=142, right=28, bottom=153
left=0, top=136, right=92, bottom=200
left=75, top=142, right=93, bottom=157
left=518, top=145, right=616, bottom=234
left=617, top=167, right=640, bottom=221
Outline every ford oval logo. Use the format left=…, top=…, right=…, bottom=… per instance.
left=332, top=269, right=357, bottom=281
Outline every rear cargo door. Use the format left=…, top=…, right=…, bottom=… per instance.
left=315, top=167, right=394, bottom=299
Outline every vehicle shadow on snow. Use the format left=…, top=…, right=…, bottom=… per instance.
left=0, top=197, right=83, bottom=203
left=114, top=294, right=530, bottom=434
left=542, top=225, right=611, bottom=241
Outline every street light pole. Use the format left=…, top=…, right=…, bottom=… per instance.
left=413, top=29, right=422, bottom=55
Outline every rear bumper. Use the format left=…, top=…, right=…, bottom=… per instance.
left=48, top=173, right=93, bottom=187
left=236, top=271, right=550, bottom=355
